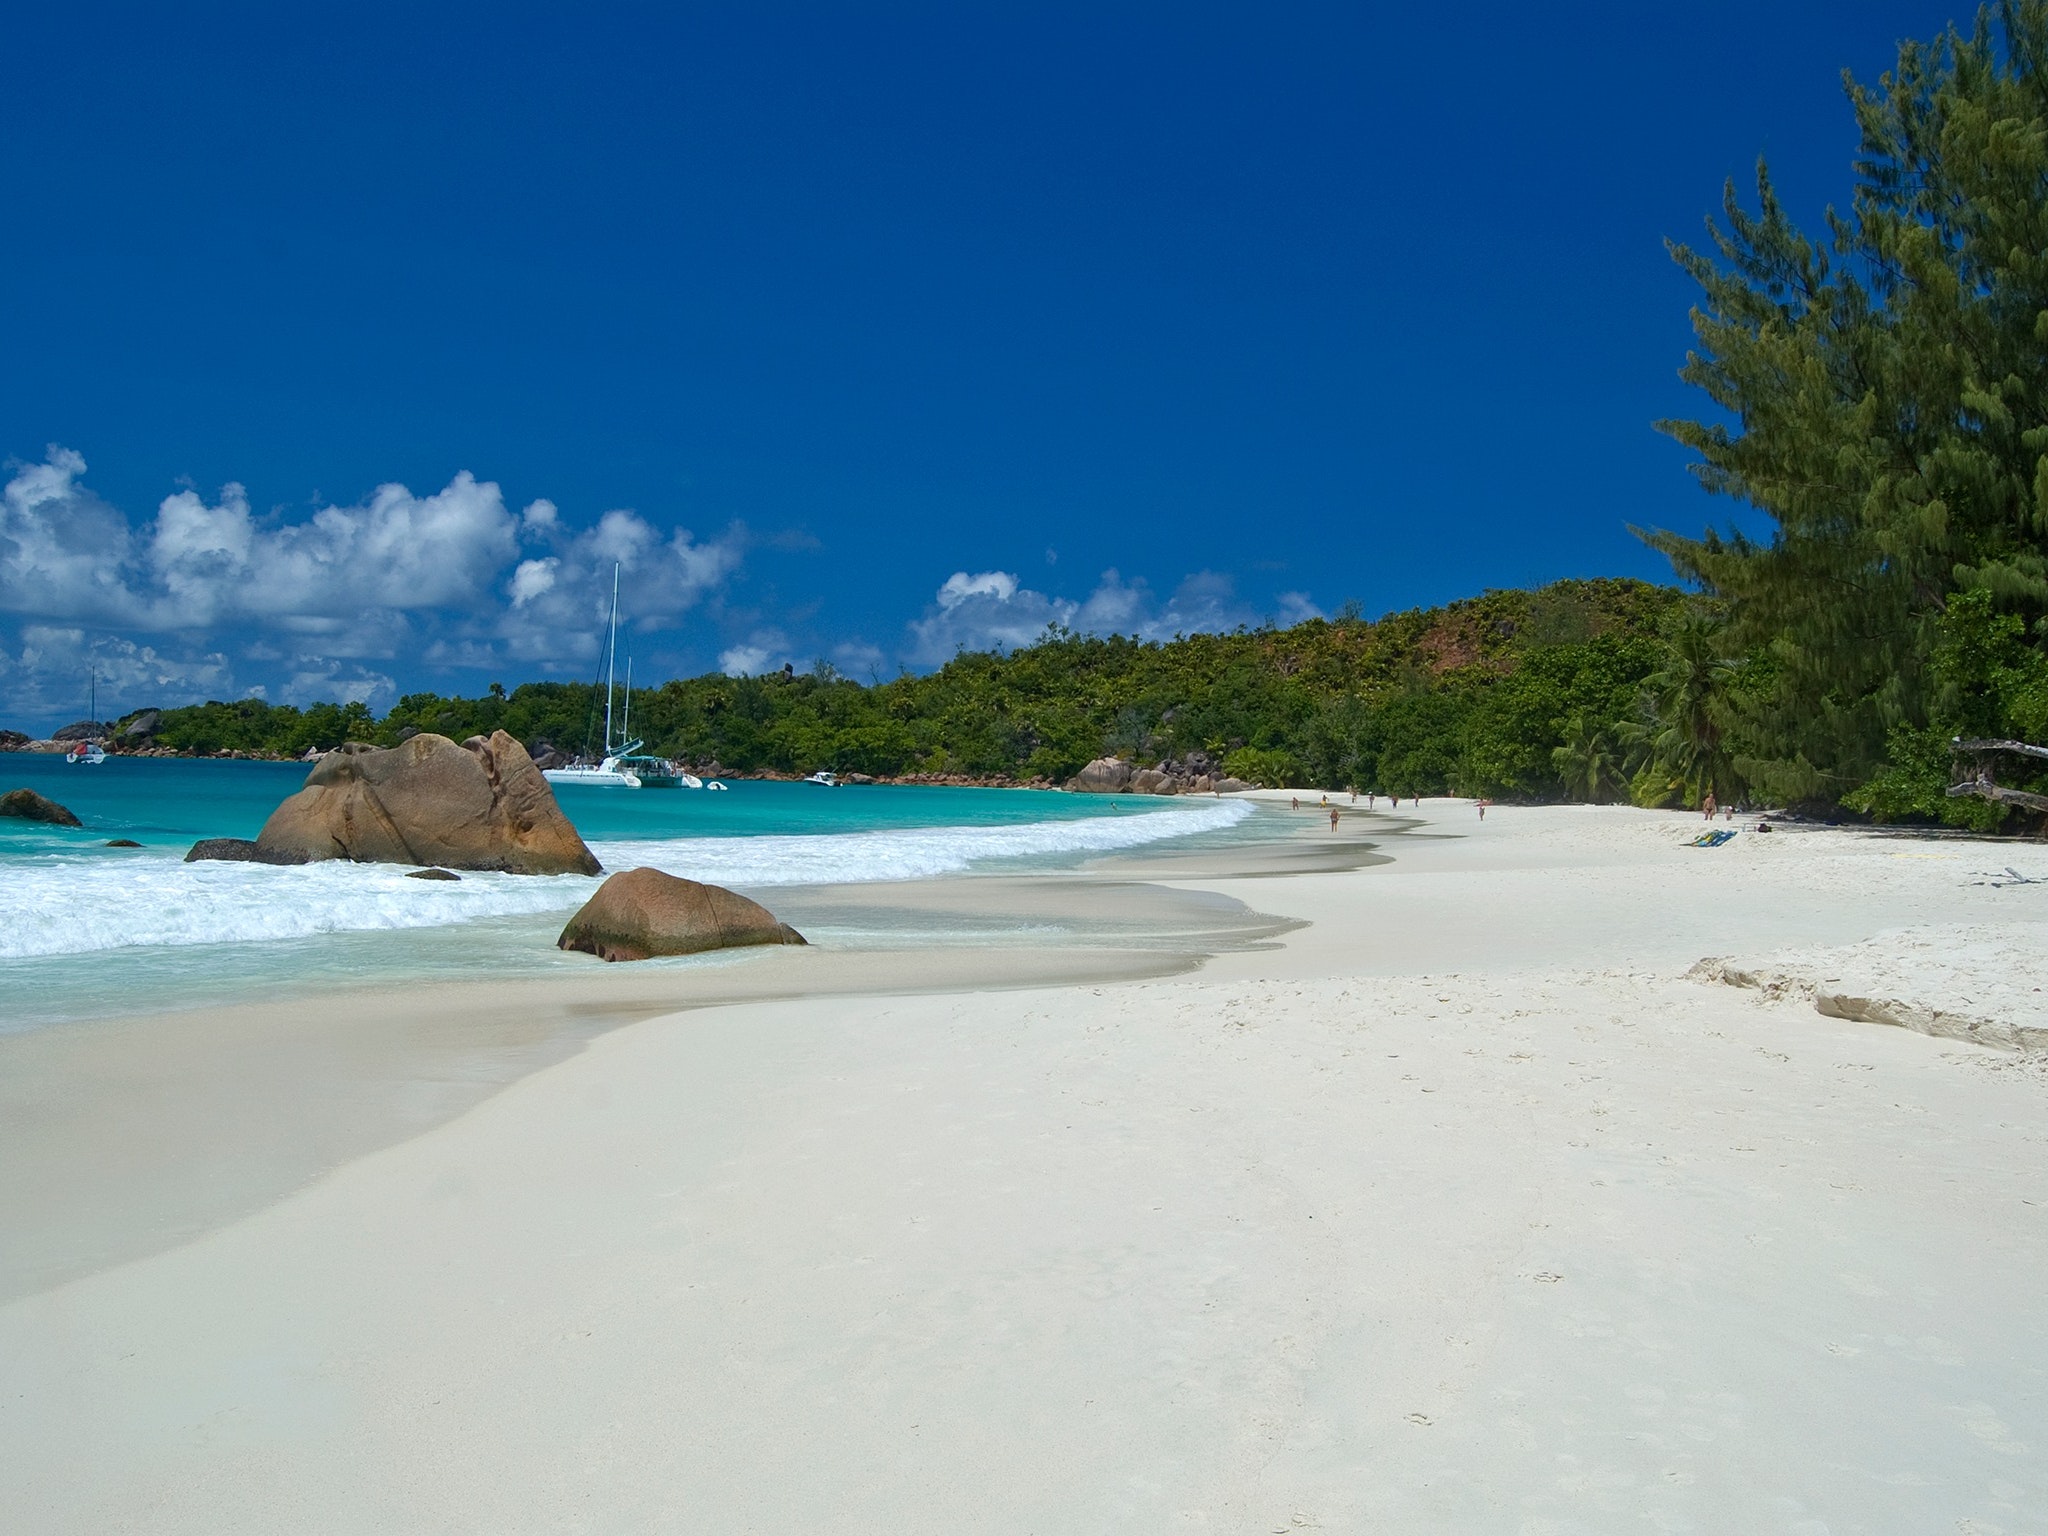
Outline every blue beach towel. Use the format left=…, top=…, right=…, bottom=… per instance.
left=1687, top=829, right=1737, bottom=848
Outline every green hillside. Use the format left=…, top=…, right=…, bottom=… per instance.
left=127, top=577, right=1701, bottom=801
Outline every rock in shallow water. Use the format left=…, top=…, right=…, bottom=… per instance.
left=558, top=867, right=807, bottom=962
left=255, top=731, right=600, bottom=876
left=405, top=867, right=461, bottom=881
left=105, top=838, right=142, bottom=848
left=0, top=788, right=82, bottom=827
left=185, top=837, right=312, bottom=865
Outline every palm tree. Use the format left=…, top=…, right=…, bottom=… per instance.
left=1645, top=612, right=1741, bottom=804
left=1552, top=712, right=1627, bottom=802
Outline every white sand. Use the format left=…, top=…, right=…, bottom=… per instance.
left=3, top=799, right=2045, bottom=1531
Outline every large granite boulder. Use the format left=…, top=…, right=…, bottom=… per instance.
left=51, top=720, right=110, bottom=743
left=118, top=709, right=161, bottom=741
left=0, top=731, right=29, bottom=752
left=1065, top=756, right=1134, bottom=793
left=1214, top=776, right=1253, bottom=793
left=254, top=730, right=601, bottom=875
left=1129, top=768, right=1177, bottom=795
left=0, top=788, right=82, bottom=826
left=557, top=867, right=806, bottom=961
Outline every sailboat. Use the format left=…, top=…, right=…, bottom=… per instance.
left=609, top=657, right=699, bottom=789
left=541, top=567, right=695, bottom=790
left=543, top=566, right=641, bottom=787
left=66, top=671, right=106, bottom=766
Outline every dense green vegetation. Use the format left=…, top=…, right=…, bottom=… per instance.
left=1642, top=0, right=2048, bottom=827
left=128, top=578, right=1721, bottom=800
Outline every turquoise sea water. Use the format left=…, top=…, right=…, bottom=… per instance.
left=0, top=754, right=1201, bottom=849
left=0, top=755, right=1255, bottom=1028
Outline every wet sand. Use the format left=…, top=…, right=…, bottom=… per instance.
left=0, top=849, right=1306, bottom=1303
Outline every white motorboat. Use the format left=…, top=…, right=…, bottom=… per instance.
left=801, top=770, right=839, bottom=787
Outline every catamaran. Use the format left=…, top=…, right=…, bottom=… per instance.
left=66, top=671, right=106, bottom=765
left=542, top=566, right=694, bottom=790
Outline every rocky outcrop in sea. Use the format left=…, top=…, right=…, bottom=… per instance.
left=241, top=731, right=602, bottom=875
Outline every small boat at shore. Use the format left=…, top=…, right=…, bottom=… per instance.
left=802, top=771, right=840, bottom=788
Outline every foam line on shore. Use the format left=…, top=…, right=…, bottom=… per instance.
left=0, top=798, right=1251, bottom=959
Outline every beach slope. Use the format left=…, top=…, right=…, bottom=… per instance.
left=3, top=800, right=2044, bottom=1531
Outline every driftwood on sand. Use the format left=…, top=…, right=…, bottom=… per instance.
left=1947, top=737, right=2048, bottom=814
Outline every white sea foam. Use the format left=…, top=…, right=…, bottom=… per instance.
left=0, top=799, right=1250, bottom=960
left=592, top=796, right=1250, bottom=888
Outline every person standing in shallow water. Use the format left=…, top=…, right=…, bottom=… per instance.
left=1329, top=806, right=1340, bottom=831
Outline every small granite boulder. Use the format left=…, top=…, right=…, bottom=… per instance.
left=185, top=837, right=312, bottom=865
left=1214, top=777, right=1253, bottom=793
left=0, top=788, right=83, bottom=826
left=105, top=838, right=142, bottom=848
left=406, top=867, right=461, bottom=881
left=1065, top=756, right=1134, bottom=793
left=255, top=730, right=600, bottom=875
left=558, top=867, right=807, bottom=962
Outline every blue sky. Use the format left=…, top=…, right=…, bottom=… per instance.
left=1, top=1, right=1952, bottom=726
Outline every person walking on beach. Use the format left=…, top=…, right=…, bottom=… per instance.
left=1329, top=806, right=1340, bottom=831
left=1702, top=788, right=1718, bottom=820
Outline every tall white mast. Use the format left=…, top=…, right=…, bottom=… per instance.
left=603, top=563, right=620, bottom=755
left=622, top=655, right=632, bottom=747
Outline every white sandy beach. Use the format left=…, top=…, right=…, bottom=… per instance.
left=4, top=797, right=2045, bottom=1532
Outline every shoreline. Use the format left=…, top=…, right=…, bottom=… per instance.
left=4, top=798, right=2046, bottom=1528
left=0, top=819, right=1359, bottom=1303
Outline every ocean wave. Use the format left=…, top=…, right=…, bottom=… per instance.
left=590, top=795, right=1250, bottom=887
left=0, top=799, right=1250, bottom=960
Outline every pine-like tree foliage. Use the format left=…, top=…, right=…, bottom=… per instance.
left=1643, top=1, right=2048, bottom=807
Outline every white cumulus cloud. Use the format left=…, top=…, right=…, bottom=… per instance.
left=906, top=566, right=1275, bottom=664
left=0, top=445, right=753, bottom=725
left=719, top=631, right=792, bottom=677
